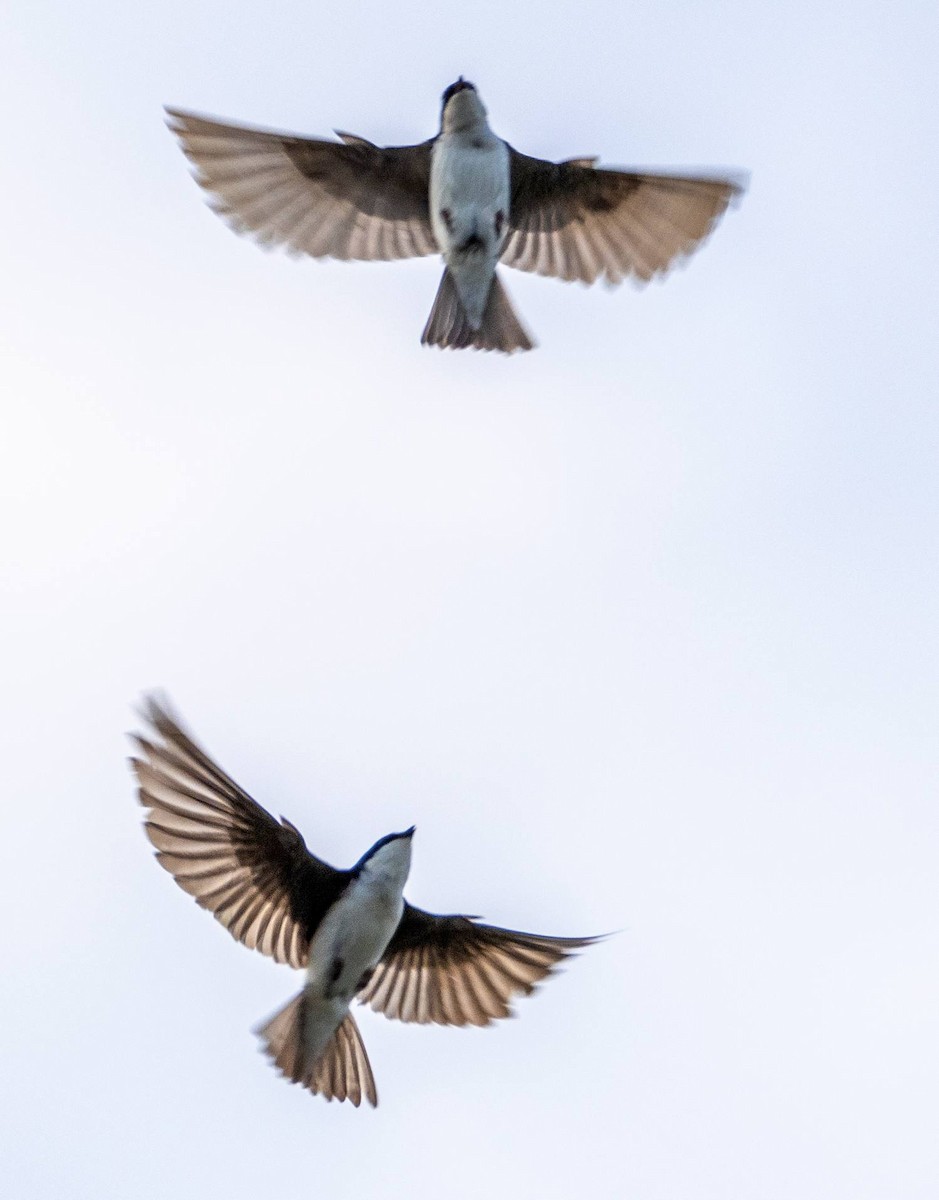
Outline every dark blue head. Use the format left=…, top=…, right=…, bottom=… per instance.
left=355, top=826, right=416, bottom=874
left=441, top=77, right=476, bottom=114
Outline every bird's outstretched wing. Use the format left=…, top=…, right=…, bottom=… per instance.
left=131, top=697, right=348, bottom=968
left=358, top=903, right=598, bottom=1027
left=165, top=108, right=437, bottom=262
left=505, top=148, right=744, bottom=286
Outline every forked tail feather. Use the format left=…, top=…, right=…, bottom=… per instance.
left=421, top=268, right=534, bottom=353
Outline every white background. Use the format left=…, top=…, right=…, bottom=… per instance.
left=2, top=2, right=938, bottom=1196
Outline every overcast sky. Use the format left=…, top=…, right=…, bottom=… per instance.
left=2, top=1, right=938, bottom=1197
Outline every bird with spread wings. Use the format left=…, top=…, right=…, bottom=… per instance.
left=132, top=698, right=598, bottom=1106
left=165, top=79, right=744, bottom=352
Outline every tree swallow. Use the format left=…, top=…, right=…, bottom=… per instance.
left=131, top=698, right=597, bottom=1106
left=165, top=79, right=744, bottom=353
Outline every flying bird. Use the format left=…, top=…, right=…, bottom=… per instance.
left=165, top=79, right=744, bottom=353
left=131, top=698, right=597, bottom=1106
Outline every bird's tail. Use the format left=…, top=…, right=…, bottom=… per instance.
left=254, top=989, right=378, bottom=1107
left=421, top=268, right=534, bottom=353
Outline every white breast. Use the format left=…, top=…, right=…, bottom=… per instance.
left=306, top=873, right=405, bottom=1001
left=430, top=133, right=510, bottom=257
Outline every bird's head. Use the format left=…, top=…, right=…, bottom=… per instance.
left=356, top=826, right=415, bottom=888
left=440, top=77, right=486, bottom=131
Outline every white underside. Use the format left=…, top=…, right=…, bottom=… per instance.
left=300, top=862, right=407, bottom=1067
left=430, top=131, right=510, bottom=328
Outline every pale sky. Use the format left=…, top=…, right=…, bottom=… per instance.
left=2, top=2, right=938, bottom=1197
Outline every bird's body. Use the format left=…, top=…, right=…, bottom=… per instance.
left=288, top=835, right=410, bottom=1077
left=165, top=79, right=745, bottom=352
left=131, top=698, right=597, bottom=1106
left=429, top=84, right=509, bottom=329
left=307, top=840, right=409, bottom=1007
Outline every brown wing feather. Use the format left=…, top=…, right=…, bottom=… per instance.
left=358, top=904, right=598, bottom=1027
left=165, top=108, right=437, bottom=262
left=131, top=697, right=346, bottom=969
left=505, top=147, right=744, bottom=286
